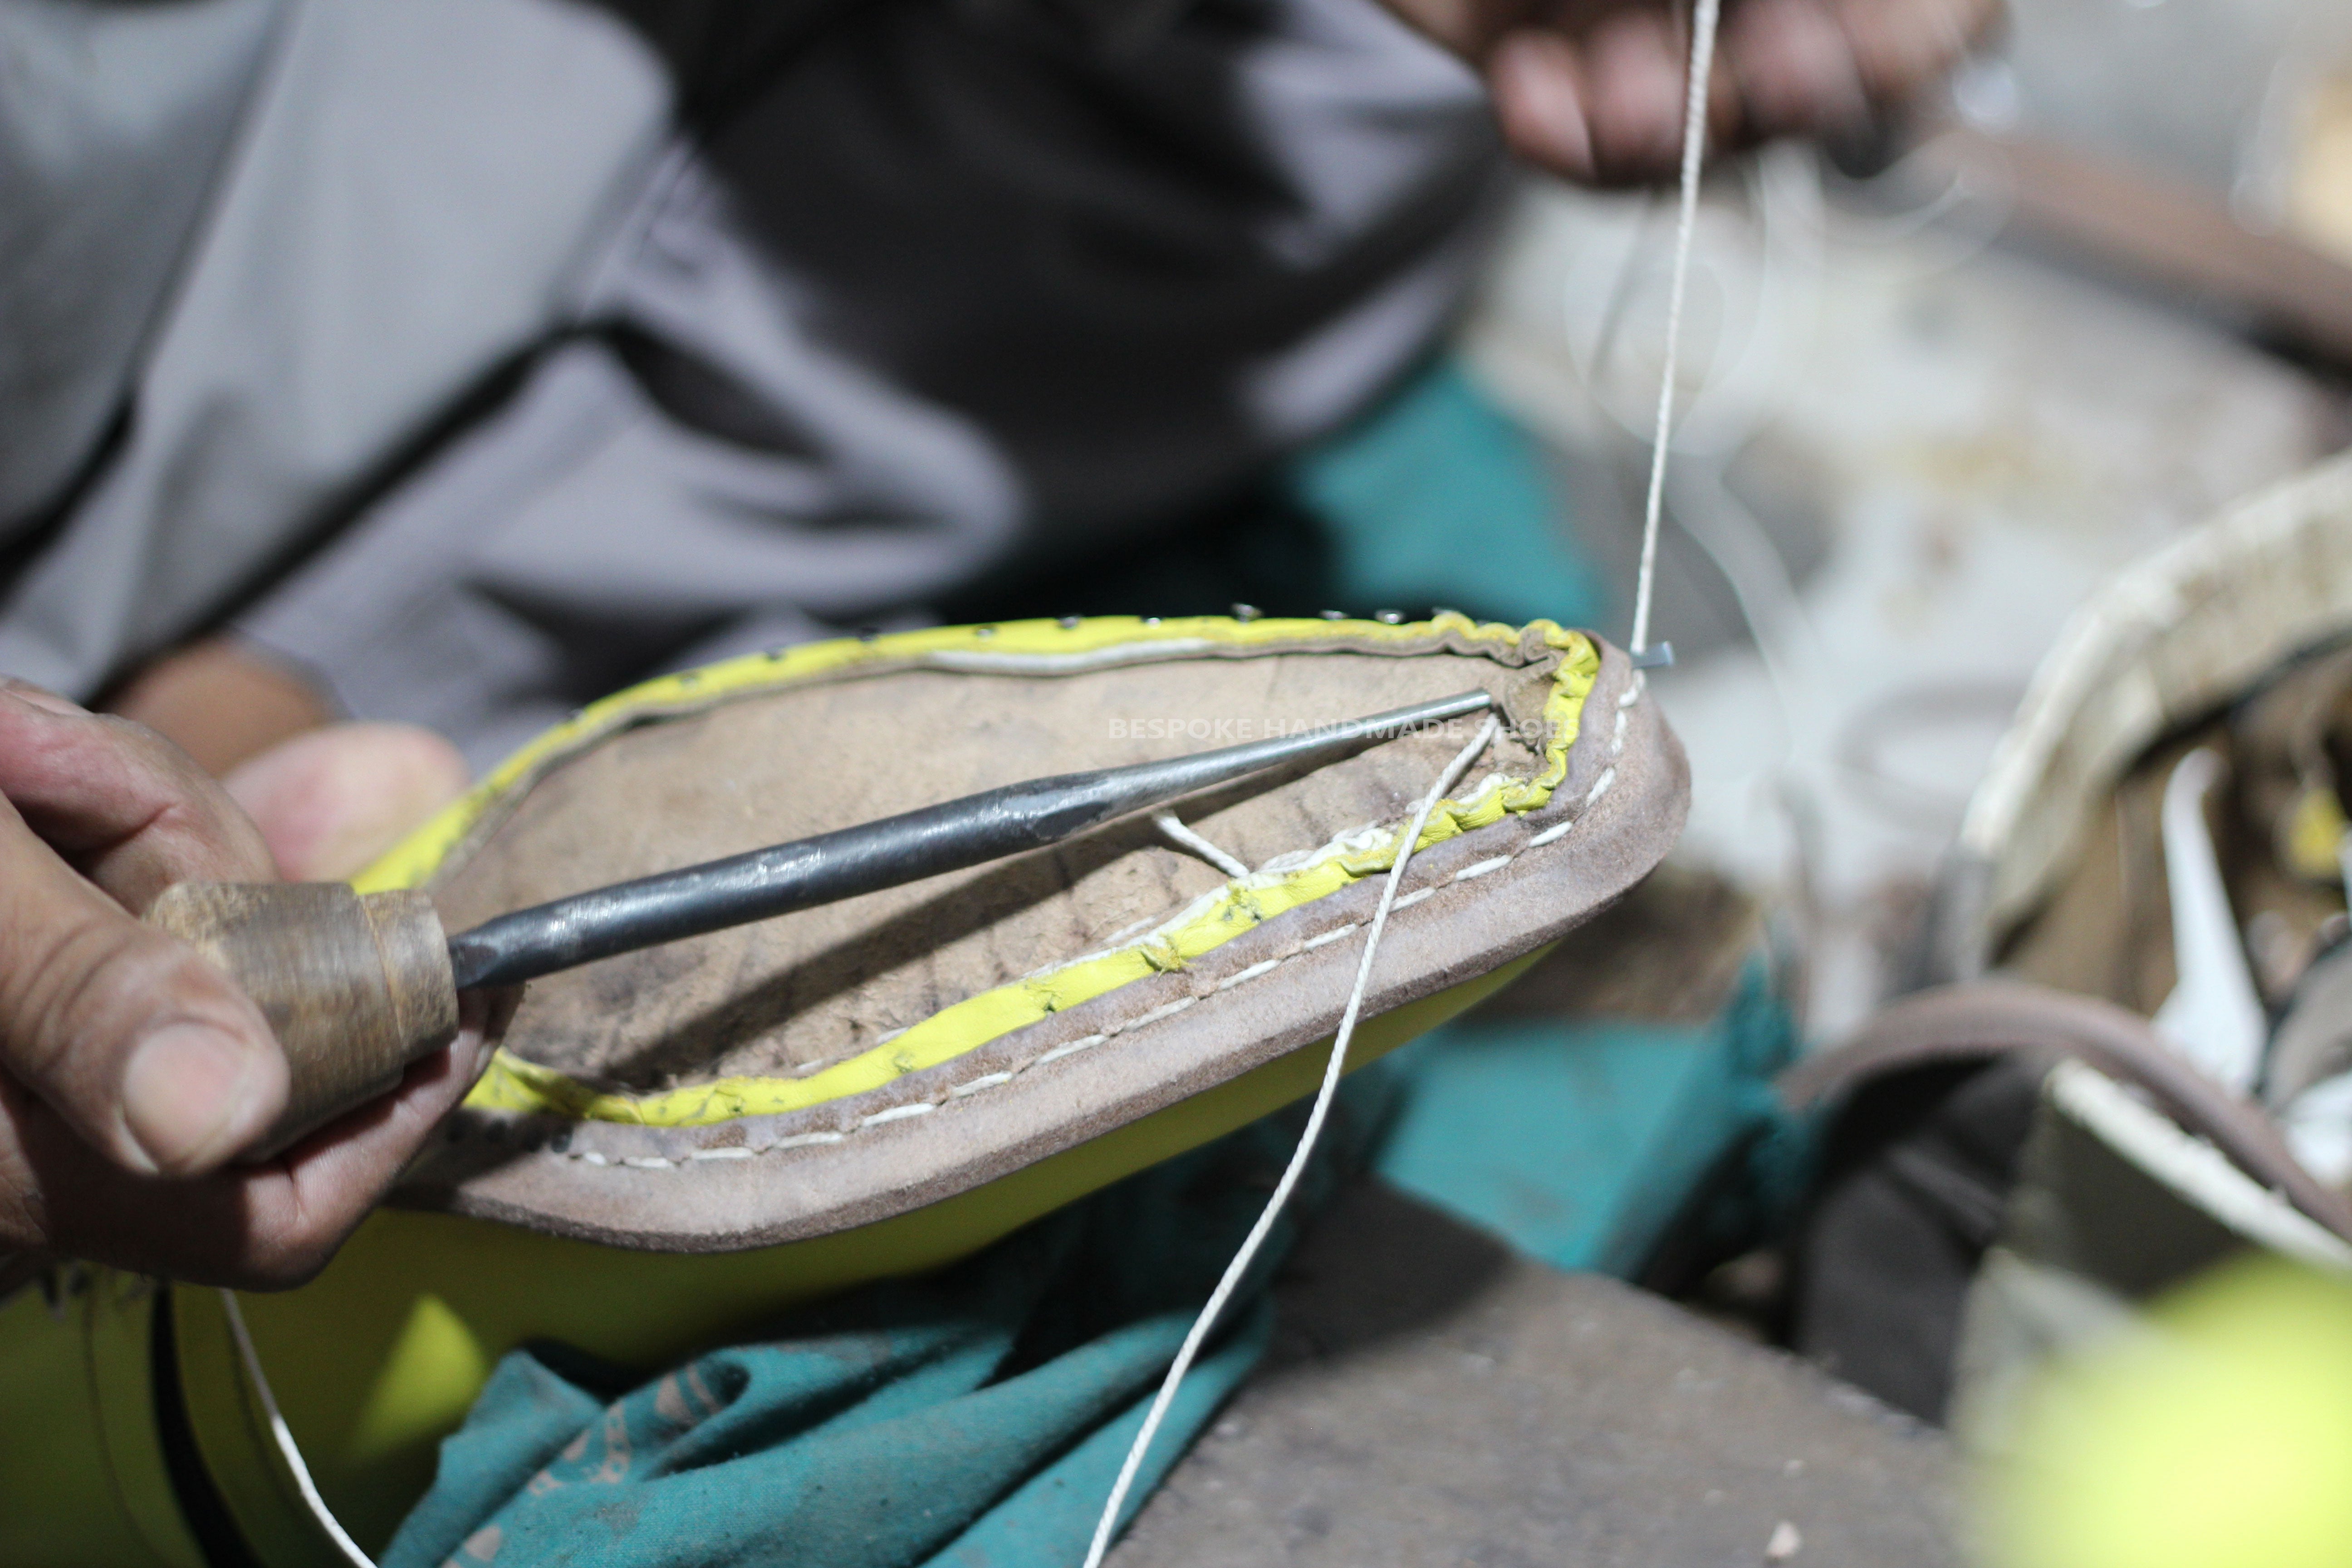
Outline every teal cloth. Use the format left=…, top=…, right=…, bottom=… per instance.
left=1378, top=962, right=1807, bottom=1277
left=1286, top=359, right=1608, bottom=631
left=382, top=1075, right=1392, bottom=1568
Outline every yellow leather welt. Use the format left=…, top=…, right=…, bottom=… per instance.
left=353, top=615, right=1599, bottom=1126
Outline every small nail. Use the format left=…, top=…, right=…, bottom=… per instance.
left=122, top=1024, right=264, bottom=1175
left=450, top=1028, right=491, bottom=1084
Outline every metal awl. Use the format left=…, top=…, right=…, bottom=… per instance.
left=445, top=688, right=1495, bottom=989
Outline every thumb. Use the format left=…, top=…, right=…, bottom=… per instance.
left=0, top=800, right=288, bottom=1176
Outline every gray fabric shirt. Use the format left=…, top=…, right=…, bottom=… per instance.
left=0, top=0, right=1500, bottom=766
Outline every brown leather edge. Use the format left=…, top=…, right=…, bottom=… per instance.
left=1782, top=979, right=2352, bottom=1245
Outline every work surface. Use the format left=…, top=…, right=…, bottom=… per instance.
left=1112, top=1181, right=1959, bottom=1567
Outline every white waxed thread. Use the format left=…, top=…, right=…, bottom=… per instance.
left=1081, top=715, right=1502, bottom=1568
left=221, top=1290, right=378, bottom=1568
left=1628, top=0, right=1725, bottom=658
left=1152, top=810, right=1253, bottom=880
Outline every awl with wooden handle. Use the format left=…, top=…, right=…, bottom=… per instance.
left=145, top=691, right=1494, bottom=1154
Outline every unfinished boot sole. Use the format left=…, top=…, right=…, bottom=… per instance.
left=377, top=612, right=1687, bottom=1251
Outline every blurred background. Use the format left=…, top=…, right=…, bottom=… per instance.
left=1464, top=0, right=2352, bottom=1037
left=1327, top=7, right=2352, bottom=1563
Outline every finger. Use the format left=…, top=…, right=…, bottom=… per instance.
left=0, top=678, right=89, bottom=716
left=233, top=996, right=505, bottom=1285
left=1832, top=0, right=1978, bottom=103
left=1583, top=11, right=1691, bottom=181
left=225, top=723, right=469, bottom=883
left=1490, top=29, right=1597, bottom=180
left=0, top=691, right=274, bottom=911
left=1727, top=0, right=1869, bottom=139
left=1705, top=20, right=1747, bottom=152
left=1377, top=0, right=1536, bottom=59
left=0, top=802, right=289, bottom=1176
left=0, top=997, right=500, bottom=1285
left=103, top=637, right=334, bottom=779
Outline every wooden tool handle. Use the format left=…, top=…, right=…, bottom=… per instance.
left=143, top=882, right=461, bottom=1157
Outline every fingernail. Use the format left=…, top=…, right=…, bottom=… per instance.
left=0, top=681, right=85, bottom=716
left=122, top=1024, right=265, bottom=1175
left=449, top=1028, right=489, bottom=1083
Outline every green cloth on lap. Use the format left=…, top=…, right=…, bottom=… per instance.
left=383, top=1077, right=1389, bottom=1568
left=386, top=1277, right=1266, bottom=1568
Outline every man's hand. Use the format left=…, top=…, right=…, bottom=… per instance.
left=0, top=682, right=482, bottom=1288
left=1381, top=0, right=1999, bottom=185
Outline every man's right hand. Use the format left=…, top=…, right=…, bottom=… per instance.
left=1378, top=0, right=2000, bottom=186
left=0, top=682, right=486, bottom=1289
